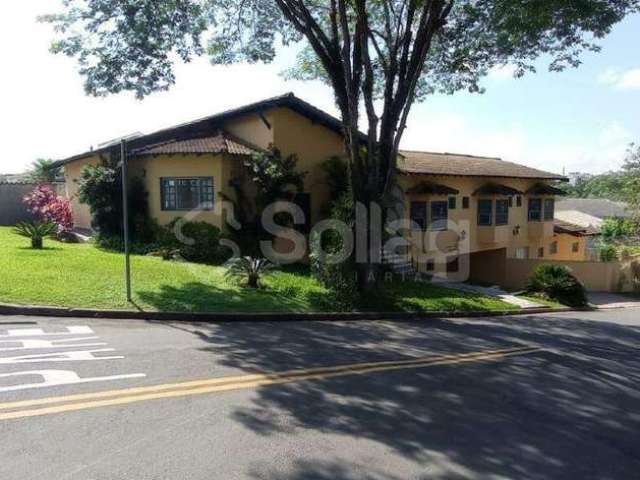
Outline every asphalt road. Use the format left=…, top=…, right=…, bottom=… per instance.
left=1, top=309, right=639, bottom=480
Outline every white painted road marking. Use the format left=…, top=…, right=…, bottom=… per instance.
left=0, top=325, right=146, bottom=395
left=0, top=337, right=106, bottom=352
left=0, top=370, right=147, bottom=393
left=0, top=348, right=125, bottom=364
left=0, top=326, right=94, bottom=338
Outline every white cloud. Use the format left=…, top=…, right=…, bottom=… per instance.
left=598, top=67, right=640, bottom=90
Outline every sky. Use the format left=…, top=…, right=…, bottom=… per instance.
left=1, top=1, right=639, bottom=175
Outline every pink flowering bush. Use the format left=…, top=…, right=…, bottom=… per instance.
left=23, top=184, right=74, bottom=233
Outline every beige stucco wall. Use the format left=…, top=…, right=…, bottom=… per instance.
left=398, top=174, right=558, bottom=266
left=548, top=233, right=589, bottom=262
left=129, top=153, right=229, bottom=228
left=504, top=258, right=624, bottom=292
left=63, top=154, right=102, bottom=230
left=270, top=107, right=346, bottom=224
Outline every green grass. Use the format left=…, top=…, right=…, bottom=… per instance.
left=0, top=227, right=515, bottom=313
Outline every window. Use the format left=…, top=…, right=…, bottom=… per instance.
left=544, top=198, right=555, bottom=221
left=477, top=199, right=493, bottom=226
left=495, top=199, right=509, bottom=226
left=528, top=198, right=542, bottom=222
left=516, top=196, right=522, bottom=207
left=462, top=196, right=470, bottom=209
left=538, top=247, right=544, bottom=258
left=410, top=201, right=427, bottom=230
left=572, top=242, right=580, bottom=253
left=508, top=196, right=513, bottom=208
left=430, top=201, right=448, bottom=230
left=448, top=197, right=457, bottom=209
left=550, top=241, right=558, bottom=255
left=426, top=259, right=435, bottom=271
left=515, top=247, right=529, bottom=259
left=161, top=177, right=214, bottom=211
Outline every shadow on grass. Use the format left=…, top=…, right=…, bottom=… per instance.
left=157, top=313, right=640, bottom=478
left=136, top=281, right=335, bottom=313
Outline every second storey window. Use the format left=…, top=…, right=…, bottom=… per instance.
left=161, top=177, right=214, bottom=211
left=410, top=201, right=427, bottom=230
left=528, top=198, right=542, bottom=222
left=544, top=198, right=555, bottom=221
left=477, top=199, right=493, bottom=226
left=495, top=199, right=509, bottom=225
left=431, top=201, right=449, bottom=230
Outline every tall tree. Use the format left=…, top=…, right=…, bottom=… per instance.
left=41, top=0, right=640, bottom=286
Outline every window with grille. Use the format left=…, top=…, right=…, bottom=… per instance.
left=528, top=198, right=542, bottom=221
left=544, top=198, right=555, bottom=221
left=160, top=177, right=214, bottom=211
left=477, top=199, right=493, bottom=226
left=410, top=201, right=427, bottom=230
left=495, top=199, right=509, bottom=226
left=430, top=201, right=448, bottom=230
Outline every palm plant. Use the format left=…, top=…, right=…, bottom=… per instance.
left=224, top=256, right=275, bottom=288
left=28, top=159, right=59, bottom=184
left=14, top=221, right=58, bottom=249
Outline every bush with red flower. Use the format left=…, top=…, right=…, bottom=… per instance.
left=23, top=184, right=74, bottom=234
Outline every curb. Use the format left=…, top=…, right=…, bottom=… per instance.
left=0, top=302, right=580, bottom=323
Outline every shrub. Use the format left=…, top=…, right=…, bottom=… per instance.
left=310, top=191, right=358, bottom=308
left=14, top=221, right=58, bottom=249
left=163, top=220, right=232, bottom=264
left=23, top=184, right=74, bottom=234
left=526, top=264, right=588, bottom=307
left=598, top=244, right=618, bottom=262
left=224, top=256, right=274, bottom=288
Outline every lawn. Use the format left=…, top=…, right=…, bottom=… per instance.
left=0, top=227, right=515, bottom=313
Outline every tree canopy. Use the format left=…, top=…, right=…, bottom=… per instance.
left=42, top=0, right=640, bottom=285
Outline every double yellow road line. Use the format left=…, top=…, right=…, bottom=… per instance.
left=0, top=345, right=542, bottom=421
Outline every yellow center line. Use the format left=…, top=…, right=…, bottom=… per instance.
left=0, top=346, right=543, bottom=421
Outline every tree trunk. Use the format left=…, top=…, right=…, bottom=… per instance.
left=32, top=237, right=43, bottom=249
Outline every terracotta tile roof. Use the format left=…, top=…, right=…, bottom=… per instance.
left=133, top=132, right=258, bottom=156
left=398, top=151, right=566, bottom=180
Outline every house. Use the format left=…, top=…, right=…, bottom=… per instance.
left=55, top=93, right=568, bottom=285
left=555, top=198, right=632, bottom=230
left=550, top=220, right=600, bottom=261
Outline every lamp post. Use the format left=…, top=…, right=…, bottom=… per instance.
left=121, top=139, right=132, bottom=302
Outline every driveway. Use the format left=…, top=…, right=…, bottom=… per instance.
left=1, top=309, right=639, bottom=479
left=588, top=291, right=640, bottom=309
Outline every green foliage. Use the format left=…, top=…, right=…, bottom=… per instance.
left=28, top=159, right=60, bottom=184
left=225, top=256, right=275, bottom=288
left=14, top=221, right=58, bottom=249
left=598, top=244, right=618, bottom=262
left=162, top=220, right=232, bottom=265
left=77, top=162, right=122, bottom=235
left=526, top=264, right=588, bottom=307
left=41, top=1, right=639, bottom=100
left=601, top=218, right=638, bottom=240
left=310, top=177, right=357, bottom=309
left=245, top=147, right=307, bottom=207
left=77, top=161, right=154, bottom=242
left=560, top=144, right=640, bottom=217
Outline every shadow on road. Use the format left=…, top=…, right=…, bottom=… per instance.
left=156, top=314, right=640, bottom=479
